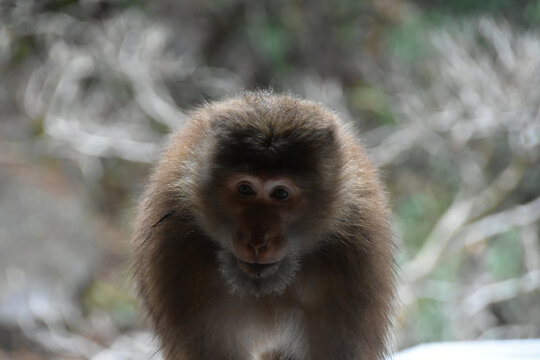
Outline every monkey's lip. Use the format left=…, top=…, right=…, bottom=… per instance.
left=236, top=259, right=281, bottom=278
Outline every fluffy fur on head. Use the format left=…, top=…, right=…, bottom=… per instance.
left=132, top=91, right=395, bottom=360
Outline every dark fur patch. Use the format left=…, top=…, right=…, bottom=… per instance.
left=211, top=121, right=337, bottom=174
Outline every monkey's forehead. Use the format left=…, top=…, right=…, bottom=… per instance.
left=186, top=92, right=345, bottom=176
left=209, top=123, right=337, bottom=173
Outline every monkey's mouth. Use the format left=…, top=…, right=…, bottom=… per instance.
left=236, top=260, right=281, bottom=278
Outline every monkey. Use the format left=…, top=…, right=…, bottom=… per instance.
left=132, top=91, right=395, bottom=360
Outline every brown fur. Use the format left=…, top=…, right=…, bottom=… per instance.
left=132, top=91, right=395, bottom=360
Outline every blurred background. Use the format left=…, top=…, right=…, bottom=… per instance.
left=0, top=0, right=539, bottom=359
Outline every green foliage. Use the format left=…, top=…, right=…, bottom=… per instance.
left=30, top=117, right=45, bottom=137
left=84, top=280, right=137, bottom=325
left=245, top=17, right=293, bottom=73
left=520, top=167, right=540, bottom=201
left=349, top=86, right=395, bottom=124
left=259, top=22, right=291, bottom=69
left=387, top=0, right=539, bottom=65
left=42, top=0, right=79, bottom=11
left=410, top=298, right=451, bottom=343
left=411, top=0, right=540, bottom=27
left=487, top=228, right=523, bottom=280
left=425, top=0, right=513, bottom=14
left=386, top=17, right=434, bottom=63
left=396, top=186, right=454, bottom=258
left=149, top=118, right=170, bottom=135
left=397, top=192, right=437, bottom=255
left=525, top=1, right=540, bottom=24
left=12, top=36, right=35, bottom=63
left=432, top=255, right=462, bottom=282
left=42, top=0, right=145, bottom=13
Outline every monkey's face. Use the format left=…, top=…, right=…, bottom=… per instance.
left=192, top=107, right=341, bottom=296
left=199, top=171, right=326, bottom=297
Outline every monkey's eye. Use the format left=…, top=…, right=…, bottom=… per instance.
left=271, top=188, right=289, bottom=200
left=237, top=183, right=255, bottom=196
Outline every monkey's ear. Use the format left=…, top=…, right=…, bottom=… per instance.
left=152, top=210, right=176, bottom=228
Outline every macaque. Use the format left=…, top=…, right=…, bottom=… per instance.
left=132, top=91, right=395, bottom=360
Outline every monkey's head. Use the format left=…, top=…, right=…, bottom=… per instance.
left=190, top=94, right=344, bottom=297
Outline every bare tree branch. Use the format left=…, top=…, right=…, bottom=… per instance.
left=464, top=270, right=540, bottom=315
left=462, top=195, right=540, bottom=248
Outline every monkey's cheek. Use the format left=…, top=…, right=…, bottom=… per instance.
left=236, top=260, right=281, bottom=279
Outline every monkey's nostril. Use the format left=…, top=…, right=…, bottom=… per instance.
left=248, top=242, right=268, bottom=255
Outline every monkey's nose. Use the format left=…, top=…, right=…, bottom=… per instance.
left=248, top=241, right=268, bottom=256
